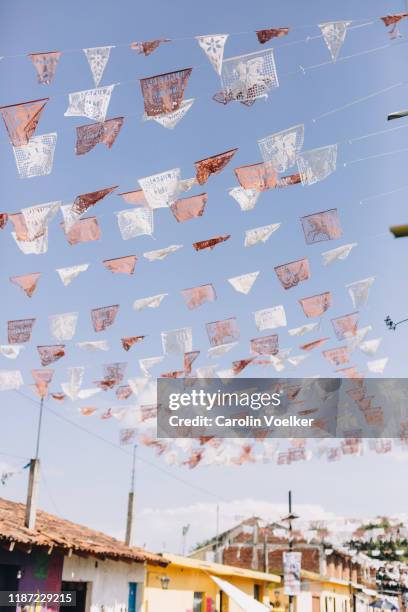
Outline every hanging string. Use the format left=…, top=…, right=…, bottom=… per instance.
left=0, top=18, right=378, bottom=61
left=344, top=145, right=408, bottom=167
left=360, top=184, right=408, bottom=204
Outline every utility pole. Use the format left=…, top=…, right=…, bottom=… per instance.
left=215, top=504, right=220, bottom=562
left=125, top=445, right=137, bottom=546
left=288, top=491, right=294, bottom=612
left=25, top=396, right=44, bottom=529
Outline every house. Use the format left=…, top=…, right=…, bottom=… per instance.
left=144, top=552, right=281, bottom=611
left=0, top=497, right=166, bottom=612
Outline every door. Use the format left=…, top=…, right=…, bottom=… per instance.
left=128, top=582, right=137, bottom=612
left=61, top=581, right=87, bottom=612
left=312, top=595, right=321, bottom=612
left=193, top=592, right=204, bottom=612
left=0, top=565, right=19, bottom=612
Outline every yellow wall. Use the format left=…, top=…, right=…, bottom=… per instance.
left=144, top=563, right=269, bottom=612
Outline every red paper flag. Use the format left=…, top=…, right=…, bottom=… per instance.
left=299, top=292, right=332, bottom=318
left=72, top=185, right=118, bottom=215
left=331, top=312, right=359, bottom=340
left=91, top=305, right=119, bottom=332
left=9, top=273, right=41, bottom=297
left=37, top=345, right=65, bottom=366
left=234, top=161, right=277, bottom=191
left=170, top=193, right=207, bottom=222
left=256, top=28, right=289, bottom=43
left=181, top=284, right=216, bottom=309
left=28, top=52, right=61, bottom=85
left=206, top=317, right=240, bottom=346
left=274, top=258, right=310, bottom=290
left=300, top=209, right=342, bottom=244
left=103, top=255, right=137, bottom=275
left=32, top=368, right=54, bottom=399
left=250, top=335, right=279, bottom=355
left=184, top=351, right=200, bottom=374
left=195, top=148, right=238, bottom=185
left=300, top=338, right=329, bottom=351
left=0, top=213, right=8, bottom=229
left=322, top=347, right=349, bottom=366
left=0, top=98, right=48, bottom=146
left=63, top=217, right=101, bottom=245
left=193, top=235, right=230, bottom=251
left=121, top=335, right=145, bottom=351
left=75, top=118, right=124, bottom=156
left=140, top=68, right=192, bottom=117
left=8, top=318, right=36, bottom=344
left=131, top=39, right=170, bottom=56
left=118, top=189, right=148, bottom=206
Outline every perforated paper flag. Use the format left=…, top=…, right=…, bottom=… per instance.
left=234, top=162, right=277, bottom=191
left=321, top=243, right=357, bottom=265
left=144, top=245, right=183, bottom=262
left=22, top=201, right=60, bottom=240
left=143, top=99, right=194, bottom=129
left=0, top=370, right=24, bottom=391
left=131, top=39, right=170, bottom=56
left=221, top=49, right=279, bottom=103
left=83, top=46, right=114, bottom=87
left=228, top=272, right=259, bottom=294
left=367, top=358, right=389, bottom=374
left=331, top=312, right=359, bottom=341
left=0, top=98, right=48, bottom=146
left=346, top=277, right=375, bottom=308
left=301, top=209, right=342, bottom=244
left=13, top=132, right=57, bottom=179
left=72, top=186, right=117, bottom=216
left=319, top=21, right=351, bottom=62
left=171, top=193, right=207, bottom=222
left=103, top=255, right=137, bottom=275
left=56, top=264, right=89, bottom=286
left=49, top=312, right=78, bottom=341
left=322, top=347, right=350, bottom=366
left=61, top=366, right=84, bottom=400
left=274, top=258, right=310, bottom=290
left=299, top=292, right=332, bottom=318
left=345, top=325, right=372, bottom=353
left=162, top=327, right=193, bottom=355
left=0, top=345, right=24, bottom=360
left=139, top=168, right=181, bottom=209
left=140, top=68, right=192, bottom=117
left=63, top=217, right=101, bottom=245
left=206, top=318, right=240, bottom=346
left=76, top=340, right=109, bottom=351
left=359, top=338, right=382, bottom=356
left=258, top=124, right=304, bottom=172
left=91, top=305, right=119, bottom=332
left=297, top=145, right=337, bottom=186
left=196, top=34, right=229, bottom=75
left=76, top=117, right=124, bottom=155
left=117, top=208, right=153, bottom=239
left=244, top=223, right=281, bottom=247
left=195, top=149, right=238, bottom=185
left=139, top=356, right=164, bottom=377
left=256, top=28, right=290, bottom=43
left=254, top=306, right=287, bottom=330
left=8, top=319, right=36, bottom=344
left=37, top=345, right=65, bottom=367
left=10, top=273, right=41, bottom=297
left=208, top=342, right=237, bottom=358
left=181, top=284, right=216, bottom=309
left=193, top=235, right=230, bottom=251
left=64, top=85, right=114, bottom=122
left=288, top=323, right=318, bottom=336
left=133, top=293, right=168, bottom=311
left=250, top=335, right=279, bottom=355
left=29, top=52, right=61, bottom=85
left=229, top=187, right=260, bottom=211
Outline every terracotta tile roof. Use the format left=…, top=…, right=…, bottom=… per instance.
left=0, top=497, right=166, bottom=566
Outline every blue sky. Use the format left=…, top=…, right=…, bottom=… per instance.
left=1, top=0, right=408, bottom=552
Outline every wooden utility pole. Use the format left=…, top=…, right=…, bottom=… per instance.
left=288, top=491, right=294, bottom=612
left=25, top=396, right=44, bottom=529
left=125, top=445, right=137, bottom=546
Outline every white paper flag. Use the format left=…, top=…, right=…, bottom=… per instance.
left=128, top=377, right=149, bottom=395
left=258, top=124, right=304, bottom=172
left=228, top=272, right=259, bottom=294
left=321, top=243, right=357, bottom=266
left=83, top=46, right=114, bottom=87
left=221, top=48, right=279, bottom=102
left=196, top=34, right=229, bottom=75
left=77, top=388, right=102, bottom=400
left=162, top=327, right=193, bottom=355
left=297, top=145, right=337, bottom=186
left=367, top=357, right=388, bottom=374
left=117, top=208, right=154, bottom=240
left=139, top=356, right=164, bottom=377
left=319, top=21, right=351, bottom=62
left=178, top=177, right=197, bottom=193
left=76, top=340, right=109, bottom=351
left=139, top=168, right=181, bottom=209
left=143, top=245, right=183, bottom=261
left=196, top=365, right=219, bottom=378
left=60, top=203, right=82, bottom=233
left=61, top=366, right=85, bottom=400
left=133, top=293, right=168, bottom=311
left=254, top=305, right=287, bottom=330
left=208, top=342, right=238, bottom=358
left=288, top=323, right=319, bottom=337
left=245, top=223, right=281, bottom=247
left=229, top=187, right=260, bottom=211
left=12, top=229, right=48, bottom=255
left=345, top=325, right=372, bottom=353
left=0, top=345, right=24, bottom=360
left=346, top=277, right=375, bottom=309
left=56, top=264, right=89, bottom=286
left=359, top=338, right=382, bottom=356
left=288, top=354, right=309, bottom=367
left=0, top=370, right=24, bottom=391
left=143, top=99, right=194, bottom=129
left=13, top=133, right=57, bottom=179
left=49, top=312, right=78, bottom=341
left=64, top=85, right=114, bottom=122
left=22, top=201, right=60, bottom=240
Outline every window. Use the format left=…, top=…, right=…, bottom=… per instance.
left=193, top=592, right=204, bottom=612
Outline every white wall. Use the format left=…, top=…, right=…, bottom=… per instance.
left=62, top=555, right=145, bottom=612
left=296, top=592, right=312, bottom=612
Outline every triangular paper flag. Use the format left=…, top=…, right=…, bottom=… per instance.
left=10, top=273, right=41, bottom=297
left=83, top=46, right=114, bottom=87
left=143, top=99, right=194, bottom=129
left=56, top=264, right=89, bottom=286
left=196, top=34, right=229, bottom=75
left=228, top=272, right=259, bottom=294
left=319, top=21, right=351, bottom=62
